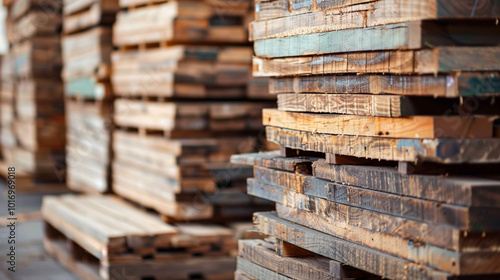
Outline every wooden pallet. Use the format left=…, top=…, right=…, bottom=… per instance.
left=112, top=130, right=270, bottom=221
left=114, top=99, right=270, bottom=136
left=66, top=98, right=113, bottom=193
left=111, top=46, right=253, bottom=98
left=63, top=0, right=119, bottom=34
left=62, top=27, right=113, bottom=86
left=43, top=194, right=237, bottom=280
left=113, top=0, right=250, bottom=47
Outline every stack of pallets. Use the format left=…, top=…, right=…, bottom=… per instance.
left=0, top=54, right=16, bottom=171
left=232, top=0, right=500, bottom=279
left=111, top=0, right=274, bottom=222
left=43, top=194, right=238, bottom=280
left=2, top=0, right=66, bottom=191
left=62, top=0, right=119, bottom=193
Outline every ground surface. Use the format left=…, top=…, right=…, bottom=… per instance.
left=0, top=179, right=79, bottom=280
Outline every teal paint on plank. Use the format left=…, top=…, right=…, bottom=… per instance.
left=255, top=23, right=411, bottom=58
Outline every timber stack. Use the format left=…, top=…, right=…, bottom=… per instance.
left=0, top=54, right=16, bottom=172
left=111, top=0, right=274, bottom=223
left=61, top=0, right=119, bottom=193
left=2, top=0, right=66, bottom=192
left=232, top=0, right=500, bottom=279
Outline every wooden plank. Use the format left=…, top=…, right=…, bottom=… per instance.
left=254, top=212, right=453, bottom=280
left=253, top=166, right=500, bottom=230
left=110, top=46, right=252, bottom=98
left=254, top=0, right=500, bottom=21
left=250, top=180, right=500, bottom=256
left=237, top=257, right=293, bottom=280
left=329, top=260, right=378, bottom=279
left=253, top=47, right=500, bottom=76
left=113, top=1, right=248, bottom=47
left=230, top=151, right=315, bottom=174
left=254, top=21, right=500, bottom=58
left=312, top=160, right=500, bottom=207
left=277, top=94, right=500, bottom=117
left=252, top=0, right=500, bottom=39
left=63, top=2, right=118, bottom=34
left=266, top=126, right=500, bottom=164
left=263, top=109, right=493, bottom=139
left=238, top=239, right=333, bottom=280
left=268, top=73, right=500, bottom=97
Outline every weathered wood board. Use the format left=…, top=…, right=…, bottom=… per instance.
left=263, top=109, right=494, bottom=139
left=268, top=73, right=500, bottom=97
left=251, top=0, right=500, bottom=39
left=253, top=47, right=500, bottom=76
left=266, top=126, right=500, bottom=164
left=254, top=21, right=500, bottom=58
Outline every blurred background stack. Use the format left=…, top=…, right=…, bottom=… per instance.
left=1, top=0, right=65, bottom=192
left=0, top=50, right=15, bottom=171
left=110, top=0, right=274, bottom=223
left=233, top=1, right=500, bottom=279
left=61, top=0, right=119, bottom=193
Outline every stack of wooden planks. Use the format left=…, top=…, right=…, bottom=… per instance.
left=111, top=0, right=275, bottom=222
left=2, top=0, right=66, bottom=192
left=43, top=194, right=238, bottom=280
left=232, top=0, right=500, bottom=279
left=0, top=54, right=16, bottom=172
left=62, top=0, right=119, bottom=193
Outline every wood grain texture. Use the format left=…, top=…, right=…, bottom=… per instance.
left=253, top=47, right=500, bottom=76
left=254, top=21, right=500, bottom=58
left=249, top=182, right=500, bottom=275
left=252, top=0, right=500, bottom=40
left=254, top=212, right=456, bottom=280
left=113, top=1, right=248, bottom=46
left=313, top=159, right=500, bottom=207
left=254, top=0, right=500, bottom=21
left=238, top=239, right=333, bottom=280
left=276, top=94, right=500, bottom=117
left=268, top=73, right=500, bottom=97
left=263, top=109, right=493, bottom=139
left=253, top=166, right=500, bottom=231
left=266, top=126, right=500, bottom=164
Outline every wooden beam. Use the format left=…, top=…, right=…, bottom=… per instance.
left=263, top=109, right=493, bottom=139
left=254, top=21, right=500, bottom=58
left=266, top=126, right=500, bottom=164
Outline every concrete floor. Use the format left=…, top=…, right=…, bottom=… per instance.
left=0, top=180, right=79, bottom=280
